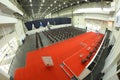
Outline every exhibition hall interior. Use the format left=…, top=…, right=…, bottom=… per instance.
left=0, top=0, right=120, bottom=80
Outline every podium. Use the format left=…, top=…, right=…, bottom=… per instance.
left=41, top=56, right=54, bottom=66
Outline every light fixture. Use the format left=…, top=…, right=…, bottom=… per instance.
left=31, top=9, right=34, bottom=13
left=29, top=0, right=32, bottom=3
left=52, top=8, right=55, bottom=11
left=43, top=0, right=45, bottom=3
left=106, top=1, right=110, bottom=4
left=71, top=3, right=73, bottom=6
left=41, top=4, right=43, bottom=6
left=50, top=4, right=53, bottom=7
left=64, top=2, right=66, bottom=4
left=54, top=0, right=57, bottom=3
left=30, top=4, right=33, bottom=7
left=48, top=7, right=50, bottom=9
left=66, top=5, right=68, bottom=7
left=77, top=1, right=79, bottom=4
left=59, top=4, right=61, bottom=7
left=73, top=8, right=111, bottom=14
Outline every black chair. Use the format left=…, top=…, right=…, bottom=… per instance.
left=81, top=59, right=88, bottom=64
left=86, top=53, right=92, bottom=59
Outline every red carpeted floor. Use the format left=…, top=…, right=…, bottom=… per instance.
left=14, top=32, right=104, bottom=80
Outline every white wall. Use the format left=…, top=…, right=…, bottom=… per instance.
left=0, top=0, right=25, bottom=78
left=0, top=21, right=26, bottom=46
left=103, top=40, right=119, bottom=80
left=15, top=20, right=26, bottom=45
left=102, top=28, right=120, bottom=80
left=0, top=20, right=26, bottom=75
left=116, top=0, right=120, bottom=12
left=0, top=32, right=18, bottom=73
left=72, top=13, right=111, bottom=33
left=0, top=69, right=10, bottom=80
left=72, top=14, right=85, bottom=29
left=51, top=2, right=110, bottom=18
left=85, top=19, right=108, bottom=33
left=0, top=0, right=23, bottom=15
left=0, top=24, right=14, bottom=38
left=109, top=32, right=116, bottom=46
left=98, top=0, right=120, bottom=80
left=50, top=2, right=113, bottom=34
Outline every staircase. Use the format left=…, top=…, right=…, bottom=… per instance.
left=60, top=63, right=78, bottom=80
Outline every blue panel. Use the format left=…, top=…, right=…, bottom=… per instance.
left=25, top=22, right=32, bottom=30
left=25, top=18, right=71, bottom=31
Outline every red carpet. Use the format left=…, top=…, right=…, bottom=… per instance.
left=14, top=32, right=104, bottom=80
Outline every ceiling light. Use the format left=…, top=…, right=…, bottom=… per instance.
left=66, top=5, right=68, bottom=7
left=54, top=0, right=57, bottom=3
left=50, top=4, right=53, bottom=7
left=59, top=4, right=61, bottom=7
left=29, top=0, right=32, bottom=3
left=41, top=4, right=43, bottom=6
left=48, top=7, right=50, bottom=9
left=77, top=1, right=79, bottom=4
left=30, top=4, right=33, bottom=7
left=64, top=2, right=66, bottom=4
left=31, top=9, right=34, bottom=14
left=106, top=1, right=110, bottom=4
left=71, top=3, right=73, bottom=6
left=43, top=0, right=45, bottom=3
left=85, top=0, right=87, bottom=2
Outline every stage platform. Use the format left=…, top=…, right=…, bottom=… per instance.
left=14, top=32, right=104, bottom=80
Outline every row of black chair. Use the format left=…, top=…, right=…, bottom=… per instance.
left=43, top=27, right=85, bottom=44
left=36, top=32, right=43, bottom=48
left=81, top=39, right=102, bottom=64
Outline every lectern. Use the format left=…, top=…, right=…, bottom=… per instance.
left=41, top=56, right=54, bottom=66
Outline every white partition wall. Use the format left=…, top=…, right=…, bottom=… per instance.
left=0, top=36, right=18, bottom=73
left=102, top=30, right=120, bottom=80
left=102, top=0, right=120, bottom=79
left=0, top=69, right=10, bottom=80
left=0, top=0, right=25, bottom=78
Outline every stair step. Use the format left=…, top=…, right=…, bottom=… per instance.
left=60, top=63, right=74, bottom=78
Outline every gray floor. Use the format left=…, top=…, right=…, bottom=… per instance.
left=9, top=32, right=52, bottom=78
left=39, top=32, right=51, bottom=47
left=8, top=34, right=36, bottom=77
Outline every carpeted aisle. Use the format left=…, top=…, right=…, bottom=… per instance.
left=14, top=32, right=104, bottom=80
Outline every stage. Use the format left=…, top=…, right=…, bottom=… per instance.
left=14, top=32, right=104, bottom=80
